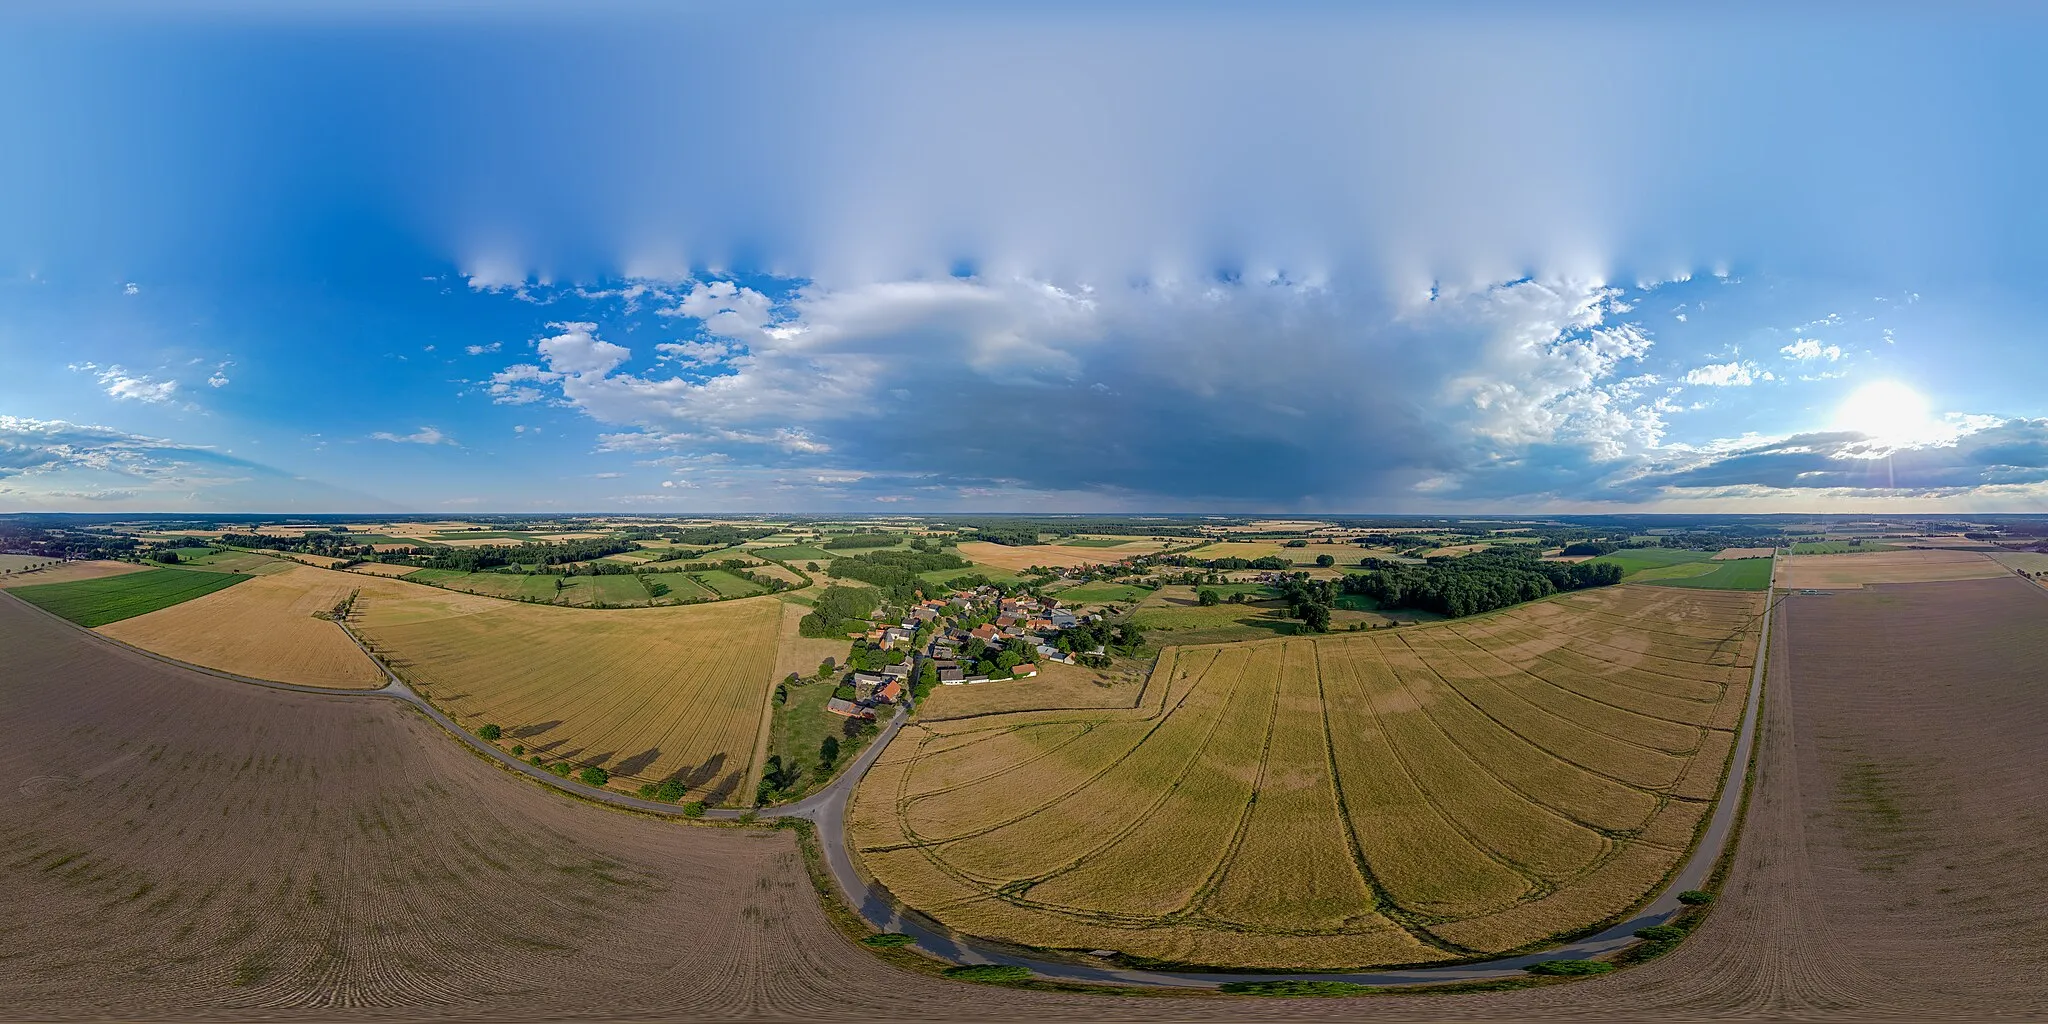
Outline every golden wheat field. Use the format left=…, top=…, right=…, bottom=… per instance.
left=849, top=584, right=1762, bottom=969
left=97, top=563, right=389, bottom=688
left=1777, top=548, right=2010, bottom=588
left=0, top=559, right=150, bottom=589
left=353, top=585, right=782, bottom=803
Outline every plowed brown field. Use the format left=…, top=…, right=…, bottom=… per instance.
left=851, top=585, right=1765, bottom=969
left=6, top=579, right=2048, bottom=1018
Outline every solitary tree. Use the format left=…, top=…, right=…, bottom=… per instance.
left=819, top=735, right=840, bottom=770
left=1197, top=588, right=1221, bottom=606
left=478, top=724, right=502, bottom=741
left=1315, top=554, right=1336, bottom=567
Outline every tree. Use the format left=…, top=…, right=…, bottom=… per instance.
left=478, top=724, right=502, bottom=741
left=578, top=766, right=610, bottom=787
left=1315, top=554, right=1335, bottom=567
left=1300, top=602, right=1331, bottom=633
left=154, top=549, right=182, bottom=564
left=819, top=735, right=840, bottom=770
left=818, top=656, right=836, bottom=677
left=1197, top=588, right=1221, bottom=606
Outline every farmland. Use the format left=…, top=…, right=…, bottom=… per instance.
left=956, top=539, right=1178, bottom=571
left=0, top=559, right=147, bottom=588
left=1638, top=557, right=1773, bottom=591
left=851, top=583, right=1763, bottom=969
left=1788, top=539, right=1900, bottom=554
left=0, top=553, right=63, bottom=573
left=1777, top=549, right=2011, bottom=589
left=352, top=587, right=782, bottom=803
left=1586, top=547, right=1716, bottom=578
left=8, top=558, right=2048, bottom=1017
left=98, top=563, right=386, bottom=688
left=8, top=568, right=251, bottom=627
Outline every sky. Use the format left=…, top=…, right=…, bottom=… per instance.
left=4, top=2, right=2048, bottom=515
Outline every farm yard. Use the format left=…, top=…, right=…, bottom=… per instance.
left=352, top=587, right=783, bottom=803
left=850, top=583, right=1763, bottom=969
left=1777, top=549, right=2011, bottom=589
left=97, top=564, right=389, bottom=688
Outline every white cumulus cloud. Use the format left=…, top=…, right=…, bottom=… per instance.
left=1779, top=338, right=1843, bottom=362
left=1683, top=360, right=1773, bottom=387
left=370, top=426, right=456, bottom=445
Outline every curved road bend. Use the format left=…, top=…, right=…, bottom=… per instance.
left=5, top=557, right=1779, bottom=990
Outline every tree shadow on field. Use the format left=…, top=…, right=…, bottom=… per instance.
left=613, top=748, right=662, bottom=777
left=679, top=753, right=727, bottom=790
left=585, top=751, right=615, bottom=769
left=704, top=769, right=743, bottom=806
left=531, top=739, right=567, bottom=755
left=512, top=720, right=563, bottom=739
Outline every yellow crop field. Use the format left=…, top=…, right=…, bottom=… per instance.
left=353, top=585, right=782, bottom=804
left=98, top=564, right=387, bottom=688
left=850, top=584, right=1762, bottom=969
left=1778, top=549, right=2009, bottom=588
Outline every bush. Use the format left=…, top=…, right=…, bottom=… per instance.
left=1219, top=979, right=1377, bottom=997
left=1525, top=959, right=1615, bottom=976
left=680, top=800, right=706, bottom=818
left=654, top=779, right=687, bottom=803
left=528, top=755, right=545, bottom=768
left=510, top=744, right=524, bottom=756
left=861, top=932, right=915, bottom=948
left=578, top=766, right=610, bottom=787
left=548, top=761, right=572, bottom=777
left=1676, top=889, right=1715, bottom=905
left=941, top=964, right=1032, bottom=983
left=477, top=723, right=502, bottom=741
left=1634, top=925, right=1686, bottom=942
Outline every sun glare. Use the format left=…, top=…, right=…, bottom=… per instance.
left=1833, top=380, right=1938, bottom=445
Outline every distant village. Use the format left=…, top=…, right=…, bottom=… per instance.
left=825, top=586, right=1092, bottom=720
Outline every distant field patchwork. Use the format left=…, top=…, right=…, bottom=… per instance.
left=851, top=584, right=1762, bottom=969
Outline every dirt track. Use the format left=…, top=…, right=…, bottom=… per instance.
left=5, top=579, right=2046, bottom=1020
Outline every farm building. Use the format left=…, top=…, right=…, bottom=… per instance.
left=826, top=697, right=874, bottom=719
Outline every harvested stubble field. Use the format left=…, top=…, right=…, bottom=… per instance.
left=6, top=580, right=2048, bottom=1019
left=1777, top=548, right=2010, bottom=589
left=343, top=560, right=424, bottom=577
left=1712, top=547, right=1777, bottom=560
left=0, top=558, right=146, bottom=588
left=352, top=586, right=782, bottom=803
left=98, top=564, right=386, bottom=688
left=956, top=540, right=1171, bottom=571
left=850, top=584, right=1763, bottom=969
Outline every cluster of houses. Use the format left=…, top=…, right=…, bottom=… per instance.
left=824, top=587, right=1091, bottom=719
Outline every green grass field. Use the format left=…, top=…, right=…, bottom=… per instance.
left=10, top=568, right=250, bottom=627
left=1789, top=540, right=1900, bottom=554
left=1052, top=582, right=1156, bottom=605
left=692, top=569, right=768, bottom=598
left=919, top=565, right=1035, bottom=589
left=1587, top=547, right=1716, bottom=577
left=1639, top=556, right=1773, bottom=591
left=765, top=677, right=880, bottom=805
left=176, top=548, right=290, bottom=574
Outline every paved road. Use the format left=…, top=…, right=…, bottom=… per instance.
left=7, top=561, right=1779, bottom=989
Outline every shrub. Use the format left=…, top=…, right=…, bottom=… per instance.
left=548, top=761, right=573, bottom=777
left=1676, top=890, right=1715, bottom=905
left=578, top=766, right=610, bottom=787
left=680, top=801, right=706, bottom=818
left=637, top=783, right=658, bottom=799
left=528, top=755, right=545, bottom=768
left=477, top=723, right=502, bottom=741
left=511, top=744, right=524, bottom=756
left=1219, top=979, right=1377, bottom=997
left=861, top=933, right=915, bottom=948
left=1634, top=925, right=1686, bottom=942
left=654, top=778, right=687, bottom=803
left=1526, top=959, right=1615, bottom=976
left=941, top=964, right=1031, bottom=983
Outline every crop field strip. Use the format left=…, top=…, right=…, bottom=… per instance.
left=350, top=586, right=782, bottom=802
left=852, top=583, right=1763, bottom=968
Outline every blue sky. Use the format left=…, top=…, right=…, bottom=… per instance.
left=4, top=2, right=2047, bottom=513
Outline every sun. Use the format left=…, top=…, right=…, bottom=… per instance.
left=1833, top=380, right=1937, bottom=445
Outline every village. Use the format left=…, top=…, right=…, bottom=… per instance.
left=824, top=585, right=1091, bottom=720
